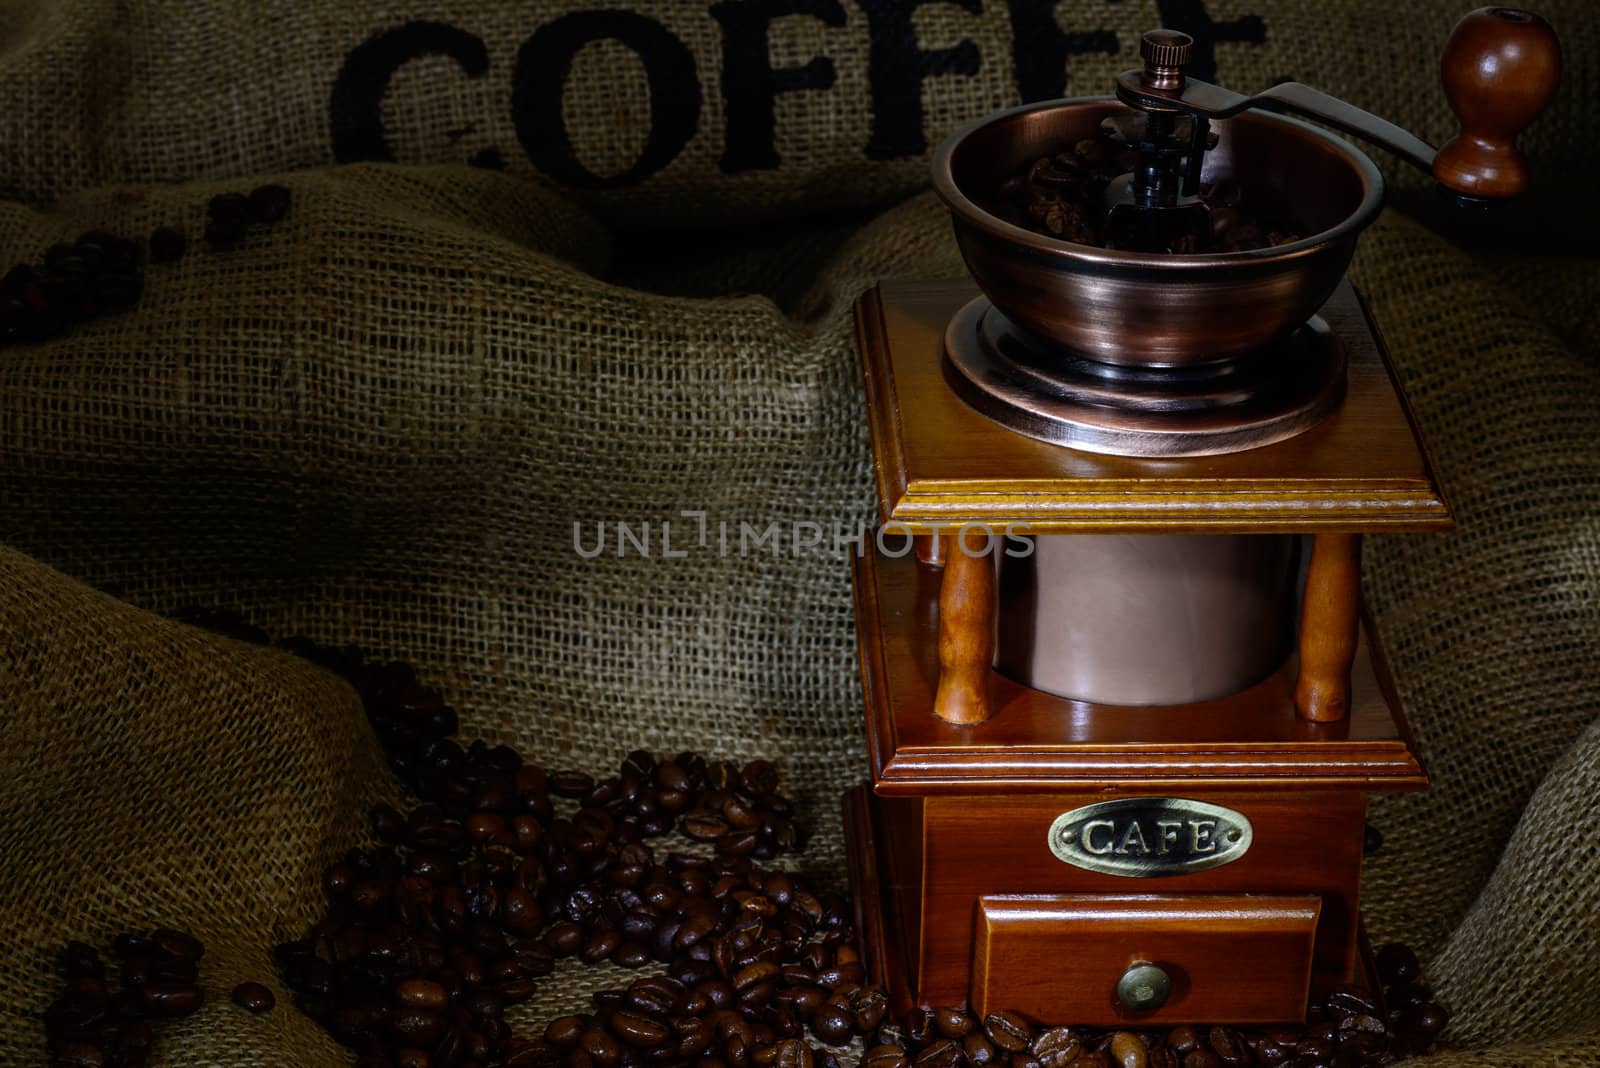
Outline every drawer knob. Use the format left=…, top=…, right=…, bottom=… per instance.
left=1116, top=962, right=1172, bottom=1012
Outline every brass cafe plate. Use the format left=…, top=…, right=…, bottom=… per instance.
left=1047, top=797, right=1254, bottom=876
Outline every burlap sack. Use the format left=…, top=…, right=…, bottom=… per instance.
left=2, top=0, right=1598, bottom=1064
left=2, top=160, right=1599, bottom=1064
left=0, top=0, right=1593, bottom=226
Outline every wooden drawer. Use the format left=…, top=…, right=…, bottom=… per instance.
left=971, top=894, right=1321, bottom=1025
left=914, top=792, right=1365, bottom=1010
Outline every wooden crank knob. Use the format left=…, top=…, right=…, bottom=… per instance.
left=1433, top=7, right=1560, bottom=199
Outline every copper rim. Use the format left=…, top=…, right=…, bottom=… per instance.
left=942, top=297, right=1348, bottom=457
left=930, top=97, right=1385, bottom=272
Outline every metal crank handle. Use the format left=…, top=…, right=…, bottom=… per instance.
left=1119, top=8, right=1560, bottom=203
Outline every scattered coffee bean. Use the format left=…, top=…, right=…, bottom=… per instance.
left=231, top=981, right=275, bottom=1014
left=395, top=978, right=448, bottom=1011
left=866, top=1044, right=909, bottom=1068
left=62, top=941, right=104, bottom=979
left=1110, top=1031, right=1148, bottom=1068
left=812, top=1004, right=855, bottom=1046
left=915, top=1038, right=962, bottom=1068
left=964, top=1032, right=997, bottom=1068
left=933, top=1005, right=973, bottom=1039
left=611, top=1010, right=671, bottom=1047
left=1398, top=1001, right=1449, bottom=1040
left=139, top=982, right=205, bottom=1018
left=0, top=227, right=170, bottom=346
left=1034, top=1026, right=1083, bottom=1068
left=1375, top=942, right=1422, bottom=985
left=548, top=770, right=595, bottom=797
left=197, top=186, right=297, bottom=252
left=984, top=1010, right=1032, bottom=1052
left=49, top=1040, right=106, bottom=1067
left=248, top=184, right=292, bottom=224
left=1389, top=981, right=1432, bottom=1010
left=44, top=242, right=83, bottom=274
left=41, top=927, right=207, bottom=1064
left=777, top=1037, right=816, bottom=1068
left=207, top=192, right=252, bottom=223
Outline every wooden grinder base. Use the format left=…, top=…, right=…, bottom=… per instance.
left=843, top=279, right=1445, bottom=1027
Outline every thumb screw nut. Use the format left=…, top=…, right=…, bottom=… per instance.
left=1141, top=29, right=1194, bottom=71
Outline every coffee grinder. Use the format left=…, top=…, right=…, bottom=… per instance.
left=842, top=8, right=1559, bottom=1026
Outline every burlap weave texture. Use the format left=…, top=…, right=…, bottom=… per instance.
left=2, top=0, right=1598, bottom=1064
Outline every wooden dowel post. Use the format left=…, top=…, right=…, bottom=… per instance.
left=914, top=533, right=946, bottom=568
left=934, top=526, right=996, bottom=725
left=1294, top=533, right=1362, bottom=723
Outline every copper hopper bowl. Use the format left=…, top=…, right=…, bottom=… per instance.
left=931, top=99, right=1384, bottom=367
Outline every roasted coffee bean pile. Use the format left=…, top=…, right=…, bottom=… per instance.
left=165, top=612, right=1456, bottom=1068
left=991, top=132, right=1302, bottom=253
left=270, top=645, right=816, bottom=1067
left=0, top=184, right=291, bottom=348
left=42, top=929, right=208, bottom=1067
